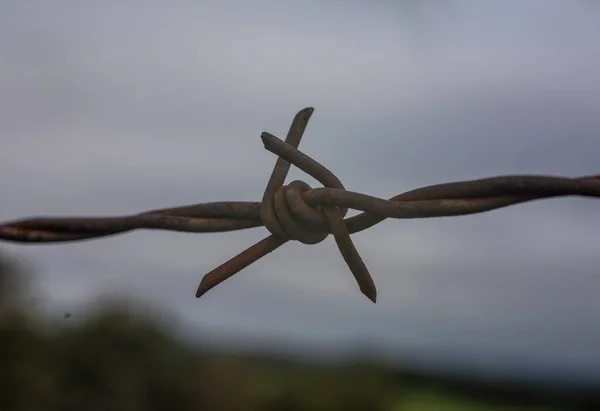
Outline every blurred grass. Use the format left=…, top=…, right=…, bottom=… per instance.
left=1, top=250, right=598, bottom=410
left=396, top=388, right=555, bottom=411
left=3, top=305, right=591, bottom=411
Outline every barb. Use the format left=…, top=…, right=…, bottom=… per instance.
left=1, top=108, right=599, bottom=304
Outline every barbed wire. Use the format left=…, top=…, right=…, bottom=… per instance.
left=1, top=107, right=599, bottom=303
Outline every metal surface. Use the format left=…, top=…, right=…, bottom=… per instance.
left=1, top=107, right=599, bottom=303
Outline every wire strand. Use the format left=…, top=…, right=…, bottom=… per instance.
left=2, top=108, right=598, bottom=303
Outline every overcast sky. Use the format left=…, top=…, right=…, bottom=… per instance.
left=1, top=1, right=600, bottom=385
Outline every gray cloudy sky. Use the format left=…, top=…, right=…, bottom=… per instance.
left=1, top=1, right=600, bottom=384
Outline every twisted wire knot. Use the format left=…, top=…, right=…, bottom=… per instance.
left=195, top=108, right=377, bottom=302
left=261, top=180, right=348, bottom=245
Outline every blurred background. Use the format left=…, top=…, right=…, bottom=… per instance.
left=1, top=1, right=599, bottom=410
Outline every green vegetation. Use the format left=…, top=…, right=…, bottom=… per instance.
left=0, top=250, right=597, bottom=410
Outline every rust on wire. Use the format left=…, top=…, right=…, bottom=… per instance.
left=1, top=107, right=600, bottom=304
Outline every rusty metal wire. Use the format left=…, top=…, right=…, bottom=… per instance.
left=2, top=107, right=599, bottom=303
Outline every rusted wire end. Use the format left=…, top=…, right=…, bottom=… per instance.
left=195, top=107, right=314, bottom=298
left=323, top=206, right=377, bottom=303
left=195, top=235, right=285, bottom=298
left=260, top=107, right=315, bottom=238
